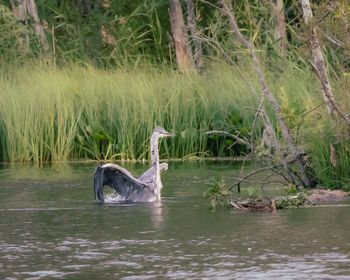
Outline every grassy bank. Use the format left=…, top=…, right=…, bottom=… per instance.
left=0, top=61, right=349, bottom=188
left=0, top=62, right=253, bottom=162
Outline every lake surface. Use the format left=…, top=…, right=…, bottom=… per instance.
left=0, top=162, right=350, bottom=279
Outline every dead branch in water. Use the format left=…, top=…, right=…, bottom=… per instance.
left=217, top=0, right=316, bottom=188
left=230, top=164, right=284, bottom=192
left=231, top=197, right=276, bottom=213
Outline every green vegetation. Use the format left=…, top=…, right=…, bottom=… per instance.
left=203, top=177, right=231, bottom=209
left=0, top=62, right=247, bottom=162
left=274, top=192, right=312, bottom=209
left=308, top=134, right=350, bottom=191
left=0, top=1, right=349, bottom=190
left=1, top=59, right=349, bottom=189
left=0, top=61, right=321, bottom=161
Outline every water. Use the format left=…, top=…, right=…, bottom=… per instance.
left=0, top=162, right=350, bottom=279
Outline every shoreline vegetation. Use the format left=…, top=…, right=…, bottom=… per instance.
left=204, top=178, right=349, bottom=211
left=0, top=1, right=349, bottom=192
left=0, top=61, right=349, bottom=190
left=0, top=156, right=251, bottom=164
left=228, top=189, right=349, bottom=212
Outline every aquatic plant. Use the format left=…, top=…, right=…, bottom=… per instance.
left=283, top=183, right=299, bottom=195
left=203, top=177, right=231, bottom=210
left=274, top=192, right=312, bottom=209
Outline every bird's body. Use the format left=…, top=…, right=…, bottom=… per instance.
left=93, top=127, right=174, bottom=203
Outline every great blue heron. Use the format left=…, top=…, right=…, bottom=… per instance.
left=94, top=127, right=175, bottom=203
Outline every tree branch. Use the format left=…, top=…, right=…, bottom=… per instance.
left=300, top=0, right=350, bottom=127
left=230, top=164, right=283, bottom=191
left=218, top=0, right=315, bottom=187
left=206, top=130, right=252, bottom=149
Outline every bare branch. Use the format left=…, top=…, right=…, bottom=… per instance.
left=230, top=164, right=284, bottom=190
left=300, top=0, right=350, bottom=127
left=319, top=30, right=344, bottom=48
left=206, top=130, right=252, bottom=149
left=218, top=0, right=315, bottom=187
left=185, top=0, right=202, bottom=69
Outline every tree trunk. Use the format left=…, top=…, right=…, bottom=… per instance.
left=9, top=0, right=30, bottom=50
left=26, top=0, right=50, bottom=54
left=300, top=0, right=350, bottom=127
left=170, top=0, right=192, bottom=72
left=270, top=0, right=287, bottom=55
left=185, top=0, right=202, bottom=69
left=219, top=0, right=315, bottom=188
left=10, top=0, right=50, bottom=54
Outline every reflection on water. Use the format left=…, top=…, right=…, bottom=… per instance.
left=0, top=162, right=350, bottom=279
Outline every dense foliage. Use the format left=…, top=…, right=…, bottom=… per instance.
left=0, top=0, right=349, bottom=190
left=0, top=1, right=348, bottom=71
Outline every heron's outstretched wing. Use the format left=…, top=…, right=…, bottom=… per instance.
left=138, top=163, right=168, bottom=184
left=94, top=163, right=155, bottom=203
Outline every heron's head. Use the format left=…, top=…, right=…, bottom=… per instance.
left=152, top=126, right=176, bottom=139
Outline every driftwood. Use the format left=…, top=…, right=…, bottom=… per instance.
left=306, top=189, right=348, bottom=203
left=230, top=195, right=308, bottom=212
left=231, top=197, right=276, bottom=213
left=230, top=190, right=348, bottom=212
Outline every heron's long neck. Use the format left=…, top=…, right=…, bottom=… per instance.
left=150, top=135, right=162, bottom=200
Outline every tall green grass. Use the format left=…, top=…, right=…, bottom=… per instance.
left=0, top=61, right=349, bottom=189
left=308, top=133, right=350, bottom=191
left=0, top=62, right=254, bottom=163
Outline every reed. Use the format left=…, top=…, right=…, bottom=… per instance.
left=306, top=130, right=350, bottom=190
left=0, top=61, right=348, bottom=191
left=0, top=63, right=242, bottom=162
